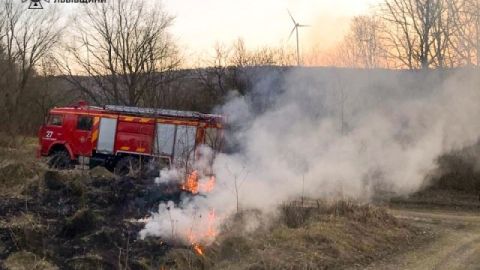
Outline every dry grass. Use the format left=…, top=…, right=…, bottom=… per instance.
left=160, top=201, right=419, bottom=270
left=161, top=248, right=209, bottom=270
left=0, top=135, right=45, bottom=197
left=2, top=251, right=58, bottom=270
left=0, top=212, right=50, bottom=262
left=0, top=135, right=95, bottom=199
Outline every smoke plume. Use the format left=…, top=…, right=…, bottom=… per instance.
left=141, top=68, right=480, bottom=244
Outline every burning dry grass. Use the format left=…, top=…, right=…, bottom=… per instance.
left=159, top=201, right=421, bottom=270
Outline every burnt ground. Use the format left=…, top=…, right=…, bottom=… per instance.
left=0, top=169, right=188, bottom=269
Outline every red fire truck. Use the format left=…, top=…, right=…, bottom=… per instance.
left=38, top=101, right=224, bottom=176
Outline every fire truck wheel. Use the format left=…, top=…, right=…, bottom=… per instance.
left=48, top=150, right=73, bottom=170
left=114, top=156, right=141, bottom=176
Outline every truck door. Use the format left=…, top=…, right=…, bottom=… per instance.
left=72, top=115, right=94, bottom=156
left=40, top=114, right=65, bottom=155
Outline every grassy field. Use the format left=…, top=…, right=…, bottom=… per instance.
left=0, top=137, right=426, bottom=269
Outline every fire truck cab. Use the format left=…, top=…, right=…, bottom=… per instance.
left=38, top=102, right=224, bottom=175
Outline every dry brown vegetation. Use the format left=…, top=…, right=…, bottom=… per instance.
left=0, top=136, right=477, bottom=269
left=0, top=135, right=45, bottom=197
left=0, top=138, right=427, bottom=270
left=164, top=201, right=424, bottom=270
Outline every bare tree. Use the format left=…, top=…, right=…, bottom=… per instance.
left=330, top=15, right=387, bottom=68
left=231, top=38, right=296, bottom=67
left=381, top=0, right=446, bottom=69
left=195, top=42, right=231, bottom=107
left=32, top=57, right=77, bottom=120
left=429, top=0, right=457, bottom=68
left=197, top=38, right=295, bottom=106
left=467, top=0, right=480, bottom=66
left=231, top=38, right=289, bottom=67
left=59, top=0, right=180, bottom=106
left=0, top=0, right=62, bottom=136
left=447, top=0, right=480, bottom=66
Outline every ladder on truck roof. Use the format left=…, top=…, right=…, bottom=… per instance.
left=104, top=105, right=222, bottom=120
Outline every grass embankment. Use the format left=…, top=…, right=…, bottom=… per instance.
left=0, top=137, right=424, bottom=269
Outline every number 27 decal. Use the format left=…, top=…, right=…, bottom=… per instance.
left=45, top=131, right=53, bottom=138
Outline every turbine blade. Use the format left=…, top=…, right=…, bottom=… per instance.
left=288, top=26, right=296, bottom=40
left=287, top=10, right=297, bottom=25
left=298, top=24, right=311, bottom=27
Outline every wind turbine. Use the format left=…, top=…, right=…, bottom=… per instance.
left=288, top=10, right=310, bottom=66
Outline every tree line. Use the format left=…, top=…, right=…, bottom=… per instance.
left=331, top=0, right=480, bottom=69
left=0, top=0, right=478, bottom=137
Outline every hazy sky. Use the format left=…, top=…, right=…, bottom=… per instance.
left=53, top=0, right=382, bottom=61
left=163, top=0, right=382, bottom=57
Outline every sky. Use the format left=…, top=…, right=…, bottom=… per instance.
left=162, top=0, right=383, bottom=58
left=49, top=0, right=382, bottom=64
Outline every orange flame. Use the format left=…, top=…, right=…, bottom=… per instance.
left=192, top=243, right=204, bottom=256
left=186, top=209, right=217, bottom=257
left=200, top=175, right=216, bottom=193
left=181, top=171, right=216, bottom=194
left=181, top=171, right=199, bottom=194
left=181, top=172, right=218, bottom=256
left=206, top=209, right=217, bottom=239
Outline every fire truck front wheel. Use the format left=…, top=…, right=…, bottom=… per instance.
left=114, top=156, right=141, bottom=176
left=48, top=150, right=73, bottom=170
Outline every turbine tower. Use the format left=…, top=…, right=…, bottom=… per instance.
left=288, top=10, right=310, bottom=66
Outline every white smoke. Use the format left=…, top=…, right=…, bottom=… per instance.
left=155, top=168, right=181, bottom=185
left=141, top=68, right=480, bottom=244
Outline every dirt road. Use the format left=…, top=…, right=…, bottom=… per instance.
left=362, top=208, right=480, bottom=270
